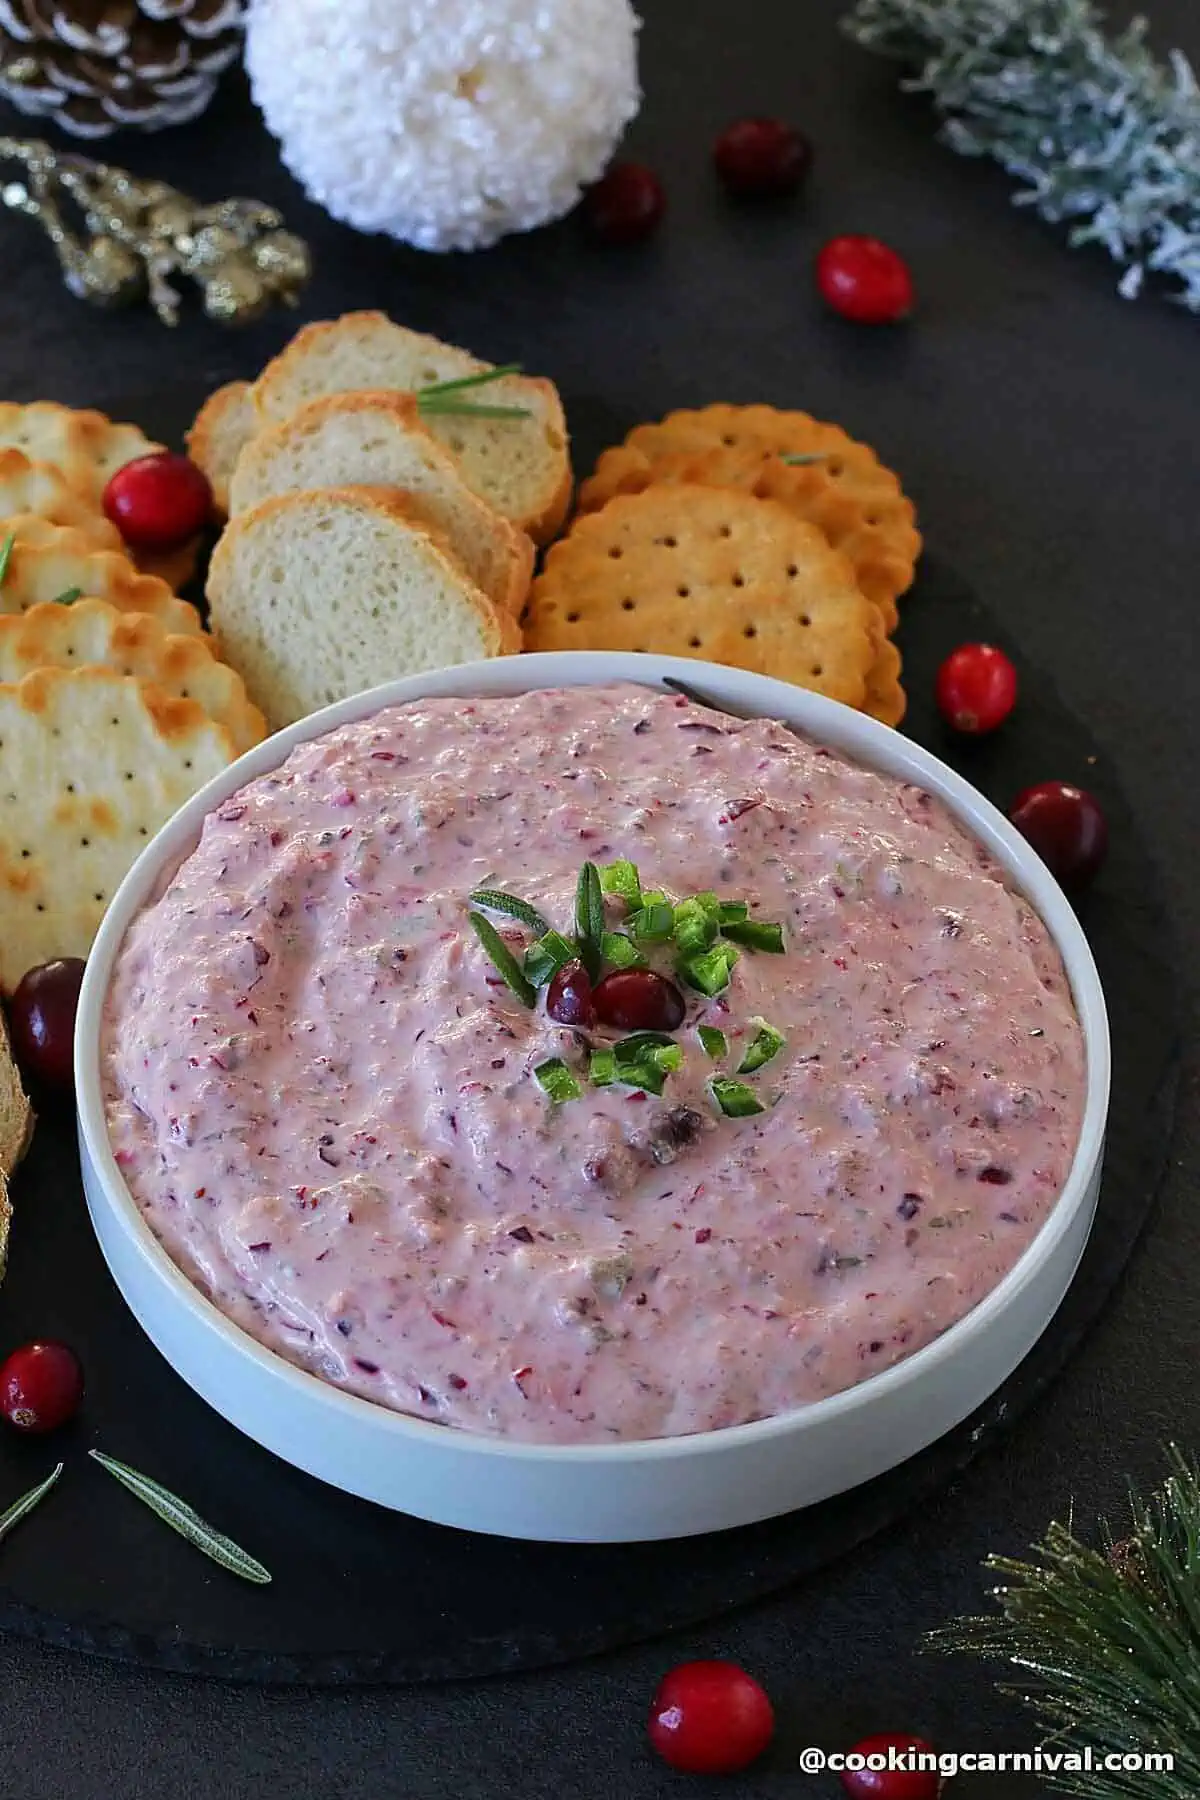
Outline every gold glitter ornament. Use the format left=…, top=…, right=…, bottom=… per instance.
left=187, top=223, right=245, bottom=272
left=0, top=134, right=312, bottom=325
left=145, top=197, right=196, bottom=241
left=202, top=253, right=268, bottom=325
left=71, top=233, right=145, bottom=306
left=249, top=230, right=310, bottom=289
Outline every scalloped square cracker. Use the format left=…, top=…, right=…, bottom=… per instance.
left=0, top=403, right=199, bottom=590
left=0, top=402, right=160, bottom=502
left=0, top=667, right=238, bottom=989
left=0, top=601, right=266, bottom=754
left=0, top=527, right=203, bottom=637
left=0, top=450, right=122, bottom=549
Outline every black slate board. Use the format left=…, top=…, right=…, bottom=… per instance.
left=0, top=500, right=1179, bottom=1682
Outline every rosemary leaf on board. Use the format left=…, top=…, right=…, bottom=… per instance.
left=89, top=1451, right=271, bottom=1585
left=0, top=1462, right=62, bottom=1545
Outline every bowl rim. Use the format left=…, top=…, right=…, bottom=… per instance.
left=75, top=651, right=1111, bottom=1466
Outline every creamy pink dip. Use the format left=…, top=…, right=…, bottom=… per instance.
left=102, top=681, right=1085, bottom=1444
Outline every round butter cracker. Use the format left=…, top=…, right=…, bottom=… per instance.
left=525, top=484, right=878, bottom=710
left=579, top=404, right=921, bottom=631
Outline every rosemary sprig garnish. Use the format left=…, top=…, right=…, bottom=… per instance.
left=468, top=911, right=537, bottom=1007
left=420, top=401, right=534, bottom=419
left=417, top=364, right=531, bottom=420
left=418, top=363, right=523, bottom=398
left=575, top=861, right=605, bottom=979
left=0, top=1462, right=62, bottom=1545
left=465, top=856, right=786, bottom=1105
left=469, top=887, right=551, bottom=937
left=89, top=1450, right=271, bottom=1585
left=0, top=531, right=13, bottom=588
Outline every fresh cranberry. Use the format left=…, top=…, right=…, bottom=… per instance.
left=0, top=1341, right=84, bottom=1434
left=546, top=959, right=595, bottom=1027
left=593, top=969, right=685, bottom=1033
left=7, top=957, right=85, bottom=1091
left=1009, top=782, right=1108, bottom=888
left=714, top=117, right=813, bottom=197
left=935, top=643, right=1018, bottom=734
left=584, top=162, right=666, bottom=245
left=647, top=1659, right=775, bottom=1774
left=840, top=1732, right=941, bottom=1798
left=817, top=235, right=914, bottom=324
left=103, top=452, right=213, bottom=551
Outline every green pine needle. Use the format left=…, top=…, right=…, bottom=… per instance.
left=843, top=0, right=1200, bottom=312
left=931, top=1444, right=1200, bottom=1798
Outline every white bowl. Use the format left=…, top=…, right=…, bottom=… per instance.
left=76, top=654, right=1110, bottom=1544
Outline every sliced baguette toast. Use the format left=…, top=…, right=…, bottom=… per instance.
left=186, top=381, right=256, bottom=519
left=206, top=486, right=521, bottom=730
left=228, top=392, right=534, bottom=616
left=0, top=1009, right=32, bottom=1175
left=252, top=313, right=572, bottom=544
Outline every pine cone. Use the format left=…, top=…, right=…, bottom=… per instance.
left=0, top=0, right=245, bottom=138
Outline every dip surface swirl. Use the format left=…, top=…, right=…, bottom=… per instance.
left=102, top=681, right=1086, bottom=1444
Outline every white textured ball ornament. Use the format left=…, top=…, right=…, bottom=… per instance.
left=245, top=0, right=643, bottom=253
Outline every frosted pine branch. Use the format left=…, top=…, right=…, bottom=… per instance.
left=843, top=0, right=1200, bottom=311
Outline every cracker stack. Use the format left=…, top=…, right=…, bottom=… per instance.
left=526, top=405, right=918, bottom=725
left=0, top=601, right=266, bottom=988
left=0, top=437, right=267, bottom=989
left=192, top=312, right=556, bottom=726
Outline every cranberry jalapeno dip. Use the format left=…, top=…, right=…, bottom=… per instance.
left=101, top=681, right=1085, bottom=1446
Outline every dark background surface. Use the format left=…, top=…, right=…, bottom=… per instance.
left=1, top=0, right=1198, bottom=1793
